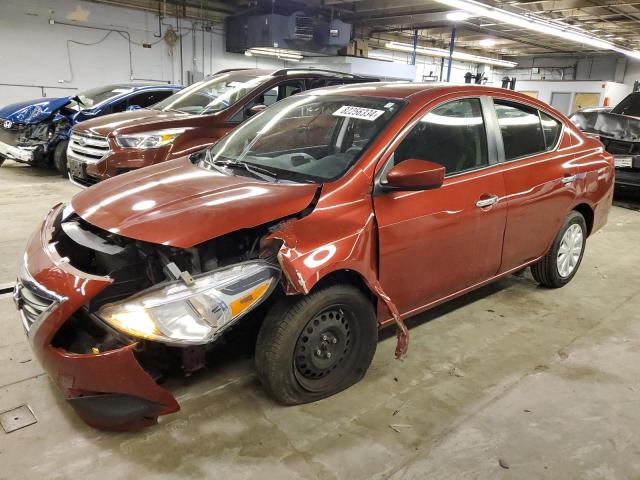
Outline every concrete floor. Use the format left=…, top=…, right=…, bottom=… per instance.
left=1, top=160, right=640, bottom=479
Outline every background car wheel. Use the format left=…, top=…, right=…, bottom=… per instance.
left=53, top=140, right=69, bottom=176
left=255, top=283, right=378, bottom=405
left=531, top=210, right=587, bottom=288
left=0, top=155, right=5, bottom=167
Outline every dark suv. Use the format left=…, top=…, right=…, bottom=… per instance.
left=67, top=68, right=377, bottom=187
left=571, top=92, right=640, bottom=190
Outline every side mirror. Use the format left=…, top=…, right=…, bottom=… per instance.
left=247, top=104, right=267, bottom=117
left=127, top=105, right=142, bottom=111
left=384, top=159, right=445, bottom=190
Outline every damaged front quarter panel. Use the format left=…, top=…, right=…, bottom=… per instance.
left=262, top=183, right=409, bottom=359
left=0, top=97, right=74, bottom=165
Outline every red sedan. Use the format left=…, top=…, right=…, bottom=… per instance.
left=14, top=83, right=614, bottom=430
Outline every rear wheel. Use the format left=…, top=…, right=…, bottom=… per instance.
left=0, top=155, right=5, bottom=167
left=255, top=284, right=377, bottom=405
left=53, top=140, right=69, bottom=176
left=531, top=210, right=586, bottom=288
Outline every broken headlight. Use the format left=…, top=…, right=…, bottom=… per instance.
left=97, top=260, right=279, bottom=345
left=114, top=128, right=186, bottom=149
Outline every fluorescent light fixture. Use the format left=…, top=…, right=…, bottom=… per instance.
left=433, top=0, right=640, bottom=60
left=446, top=11, right=471, bottom=21
left=244, top=48, right=302, bottom=61
left=384, top=41, right=517, bottom=68
left=479, top=38, right=496, bottom=47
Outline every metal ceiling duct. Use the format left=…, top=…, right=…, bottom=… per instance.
left=225, top=0, right=352, bottom=56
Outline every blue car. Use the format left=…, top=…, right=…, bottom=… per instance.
left=0, top=83, right=182, bottom=174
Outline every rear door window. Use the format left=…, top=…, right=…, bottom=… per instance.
left=540, top=111, right=562, bottom=149
left=494, top=100, right=546, bottom=160
left=127, top=90, right=176, bottom=109
left=235, top=80, right=305, bottom=122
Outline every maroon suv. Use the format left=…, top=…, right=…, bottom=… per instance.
left=67, top=68, right=376, bottom=187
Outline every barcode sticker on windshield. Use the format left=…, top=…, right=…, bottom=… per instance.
left=333, top=105, right=385, bottom=121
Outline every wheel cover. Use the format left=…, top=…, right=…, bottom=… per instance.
left=294, top=307, right=353, bottom=385
left=557, top=223, right=584, bottom=278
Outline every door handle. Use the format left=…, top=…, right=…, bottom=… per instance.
left=476, top=195, right=499, bottom=208
left=561, top=174, right=577, bottom=184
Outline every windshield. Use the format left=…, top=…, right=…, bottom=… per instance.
left=201, top=94, right=402, bottom=182
left=153, top=72, right=271, bottom=115
left=612, top=93, right=640, bottom=117
left=67, top=85, right=135, bottom=111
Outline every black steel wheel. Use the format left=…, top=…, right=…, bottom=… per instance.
left=255, top=284, right=377, bottom=405
left=293, top=306, right=358, bottom=392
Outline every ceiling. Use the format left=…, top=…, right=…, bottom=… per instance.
left=322, top=0, right=640, bottom=58
left=90, top=0, right=640, bottom=59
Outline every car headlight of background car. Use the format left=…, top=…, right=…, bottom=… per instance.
left=97, top=260, right=279, bottom=345
left=114, top=128, right=187, bottom=149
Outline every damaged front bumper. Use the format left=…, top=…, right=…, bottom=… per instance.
left=14, top=204, right=179, bottom=430
left=0, top=140, right=37, bottom=163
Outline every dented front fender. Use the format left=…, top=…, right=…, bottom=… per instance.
left=264, top=184, right=409, bottom=358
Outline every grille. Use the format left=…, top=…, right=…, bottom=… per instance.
left=0, top=120, right=21, bottom=146
left=294, top=15, right=314, bottom=41
left=601, top=137, right=640, bottom=156
left=69, top=173, right=100, bottom=188
left=14, top=272, right=64, bottom=336
left=68, top=131, right=110, bottom=164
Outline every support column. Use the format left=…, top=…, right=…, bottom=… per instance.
left=446, top=25, right=456, bottom=83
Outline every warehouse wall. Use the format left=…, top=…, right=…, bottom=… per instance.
left=0, top=0, right=287, bottom=105
left=367, top=47, right=482, bottom=83
left=506, top=56, right=626, bottom=82
left=515, top=80, right=629, bottom=115
left=623, top=58, right=640, bottom=90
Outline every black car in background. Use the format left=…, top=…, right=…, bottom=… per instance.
left=571, top=93, right=640, bottom=190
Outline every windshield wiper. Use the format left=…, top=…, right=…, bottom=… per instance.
left=212, top=158, right=279, bottom=182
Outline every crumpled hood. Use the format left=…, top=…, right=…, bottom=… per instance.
left=572, top=110, right=640, bottom=142
left=70, top=157, right=319, bottom=248
left=0, top=96, right=72, bottom=124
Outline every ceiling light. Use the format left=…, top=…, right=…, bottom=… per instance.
left=244, top=48, right=302, bottom=61
left=446, top=11, right=471, bottom=21
left=432, top=0, right=640, bottom=60
left=479, top=38, right=496, bottom=47
left=384, top=41, right=517, bottom=68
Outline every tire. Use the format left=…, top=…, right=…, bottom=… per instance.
left=255, top=284, right=378, bottom=405
left=531, top=210, right=587, bottom=288
left=53, top=140, right=69, bottom=176
left=0, top=156, right=5, bottom=167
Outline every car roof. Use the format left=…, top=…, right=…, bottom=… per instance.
left=100, top=83, right=181, bottom=91
left=301, top=82, right=566, bottom=115
left=210, top=68, right=372, bottom=80
left=127, top=83, right=183, bottom=90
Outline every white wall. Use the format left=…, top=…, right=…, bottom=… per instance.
left=514, top=80, right=630, bottom=115
left=623, top=58, right=640, bottom=91
left=0, top=0, right=502, bottom=106
left=303, top=55, right=416, bottom=80
left=506, top=55, right=626, bottom=82
left=0, top=0, right=290, bottom=105
left=367, top=47, right=486, bottom=83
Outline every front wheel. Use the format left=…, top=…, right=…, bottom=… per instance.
left=53, top=140, right=69, bottom=176
left=255, top=284, right=378, bottom=405
left=531, top=210, right=587, bottom=288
